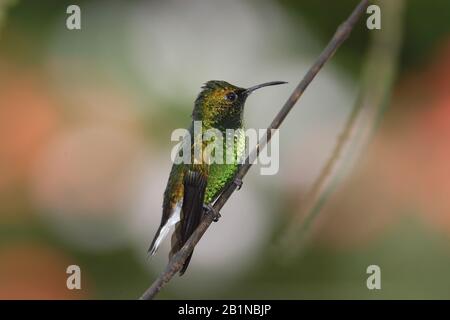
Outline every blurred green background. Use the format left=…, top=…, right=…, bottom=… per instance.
left=1, top=0, right=450, bottom=299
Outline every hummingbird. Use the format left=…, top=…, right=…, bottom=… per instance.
left=148, top=80, right=287, bottom=275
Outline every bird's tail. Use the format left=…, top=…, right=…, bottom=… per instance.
left=148, top=203, right=182, bottom=256
left=148, top=227, right=162, bottom=256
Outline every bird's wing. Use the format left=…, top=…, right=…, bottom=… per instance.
left=170, top=170, right=207, bottom=275
left=148, top=124, right=201, bottom=257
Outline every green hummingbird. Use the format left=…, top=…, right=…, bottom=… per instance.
left=149, top=80, right=287, bottom=275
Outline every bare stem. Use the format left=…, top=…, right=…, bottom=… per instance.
left=140, top=0, right=369, bottom=300
left=280, top=0, right=406, bottom=256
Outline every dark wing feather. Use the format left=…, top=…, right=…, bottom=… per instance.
left=171, top=170, right=207, bottom=275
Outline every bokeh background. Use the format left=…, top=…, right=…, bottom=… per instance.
left=1, top=0, right=450, bottom=299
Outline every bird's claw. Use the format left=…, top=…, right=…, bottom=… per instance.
left=203, top=204, right=221, bottom=222
left=233, top=178, right=243, bottom=190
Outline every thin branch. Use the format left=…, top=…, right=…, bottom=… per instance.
left=280, top=0, right=406, bottom=256
left=140, top=0, right=369, bottom=300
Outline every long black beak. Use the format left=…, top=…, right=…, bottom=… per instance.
left=243, top=81, right=287, bottom=95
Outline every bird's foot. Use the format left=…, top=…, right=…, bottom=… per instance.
left=233, top=178, right=243, bottom=190
left=203, top=204, right=221, bottom=222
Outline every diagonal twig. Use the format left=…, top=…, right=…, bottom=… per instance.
left=280, top=0, right=406, bottom=256
left=140, top=0, right=369, bottom=300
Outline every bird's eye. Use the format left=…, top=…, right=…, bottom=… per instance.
left=225, top=92, right=237, bottom=102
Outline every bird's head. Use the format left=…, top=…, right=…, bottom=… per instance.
left=193, top=80, right=286, bottom=130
